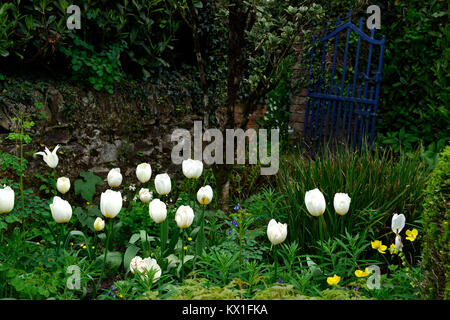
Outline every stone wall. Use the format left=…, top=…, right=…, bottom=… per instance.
left=0, top=80, right=202, bottom=188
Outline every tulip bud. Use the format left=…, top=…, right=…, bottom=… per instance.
left=175, top=205, right=194, bottom=229
left=0, top=186, right=15, bottom=214
left=333, top=193, right=351, bottom=216
left=197, top=185, right=213, bottom=205
left=155, top=173, right=171, bottom=195
left=136, top=163, right=152, bottom=184
left=391, top=213, right=406, bottom=234
left=182, top=159, right=203, bottom=179
left=107, top=168, right=123, bottom=188
left=35, top=145, right=60, bottom=168
left=267, top=219, right=288, bottom=245
left=149, top=199, right=167, bottom=224
left=305, top=188, right=326, bottom=217
left=139, top=188, right=153, bottom=203
left=94, top=217, right=105, bottom=231
left=100, top=189, right=122, bottom=218
left=50, top=196, right=72, bottom=223
left=56, top=177, right=71, bottom=194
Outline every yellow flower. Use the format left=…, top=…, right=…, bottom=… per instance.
left=70, top=242, right=74, bottom=246
left=405, top=229, right=418, bottom=242
left=92, top=246, right=95, bottom=249
left=355, top=268, right=370, bottom=277
left=327, top=274, right=341, bottom=286
left=119, top=294, right=123, bottom=298
left=36, top=242, right=40, bottom=246
left=184, top=246, right=188, bottom=250
left=371, top=240, right=387, bottom=254
left=188, top=237, right=192, bottom=241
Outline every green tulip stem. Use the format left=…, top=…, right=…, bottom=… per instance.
left=96, top=218, right=114, bottom=296
left=181, top=229, right=185, bottom=282
left=273, top=245, right=278, bottom=281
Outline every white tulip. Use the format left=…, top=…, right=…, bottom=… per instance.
left=155, top=173, right=171, bottom=195
left=130, top=256, right=161, bottom=282
left=391, top=213, right=406, bottom=234
left=94, top=217, right=105, bottom=231
left=0, top=186, right=15, bottom=214
left=35, top=145, right=60, bottom=168
left=175, top=205, right=195, bottom=229
left=50, top=196, right=72, bottom=223
left=129, top=256, right=143, bottom=274
left=107, top=168, right=122, bottom=188
left=182, top=159, right=203, bottom=179
left=197, top=185, right=213, bottom=205
left=333, top=193, right=351, bottom=216
left=56, top=177, right=71, bottom=194
left=267, top=219, right=288, bottom=245
left=100, top=189, right=122, bottom=218
left=139, top=188, right=153, bottom=203
left=305, top=188, right=326, bottom=217
left=136, top=163, right=152, bottom=184
left=149, top=199, right=167, bottom=224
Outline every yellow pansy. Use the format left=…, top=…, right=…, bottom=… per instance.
left=405, top=229, right=418, bottom=242
left=371, top=240, right=387, bottom=254
left=327, top=274, right=341, bottom=286
left=355, top=268, right=370, bottom=277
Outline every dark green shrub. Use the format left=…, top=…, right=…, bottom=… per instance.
left=377, top=0, right=449, bottom=154
left=421, top=145, right=450, bottom=299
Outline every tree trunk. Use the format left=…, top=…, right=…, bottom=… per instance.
left=213, top=164, right=231, bottom=212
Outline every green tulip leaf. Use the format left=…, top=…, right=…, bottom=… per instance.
left=124, top=244, right=140, bottom=272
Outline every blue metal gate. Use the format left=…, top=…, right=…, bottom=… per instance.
left=303, top=11, right=385, bottom=152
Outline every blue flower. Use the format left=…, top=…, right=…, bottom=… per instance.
left=233, top=203, right=242, bottom=211
left=231, top=220, right=238, bottom=227
left=278, top=278, right=283, bottom=284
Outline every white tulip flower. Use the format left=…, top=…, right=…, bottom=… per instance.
left=136, top=163, right=152, bottom=184
left=391, top=213, right=406, bottom=234
left=56, top=177, right=71, bottom=194
left=182, top=159, right=203, bottom=179
left=35, top=145, right=60, bottom=168
left=0, top=186, right=15, bottom=214
left=94, top=217, right=105, bottom=231
left=155, top=173, right=171, bottom=195
left=149, top=199, right=167, bottom=224
left=100, top=189, right=122, bottom=218
left=130, top=256, right=161, bottom=282
left=305, top=188, right=326, bottom=217
left=267, top=219, right=288, bottom=245
left=107, top=168, right=123, bottom=188
left=175, top=205, right=194, bottom=229
left=139, top=188, right=153, bottom=203
left=333, top=193, right=351, bottom=216
left=50, top=196, right=72, bottom=223
left=197, top=185, right=213, bottom=205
